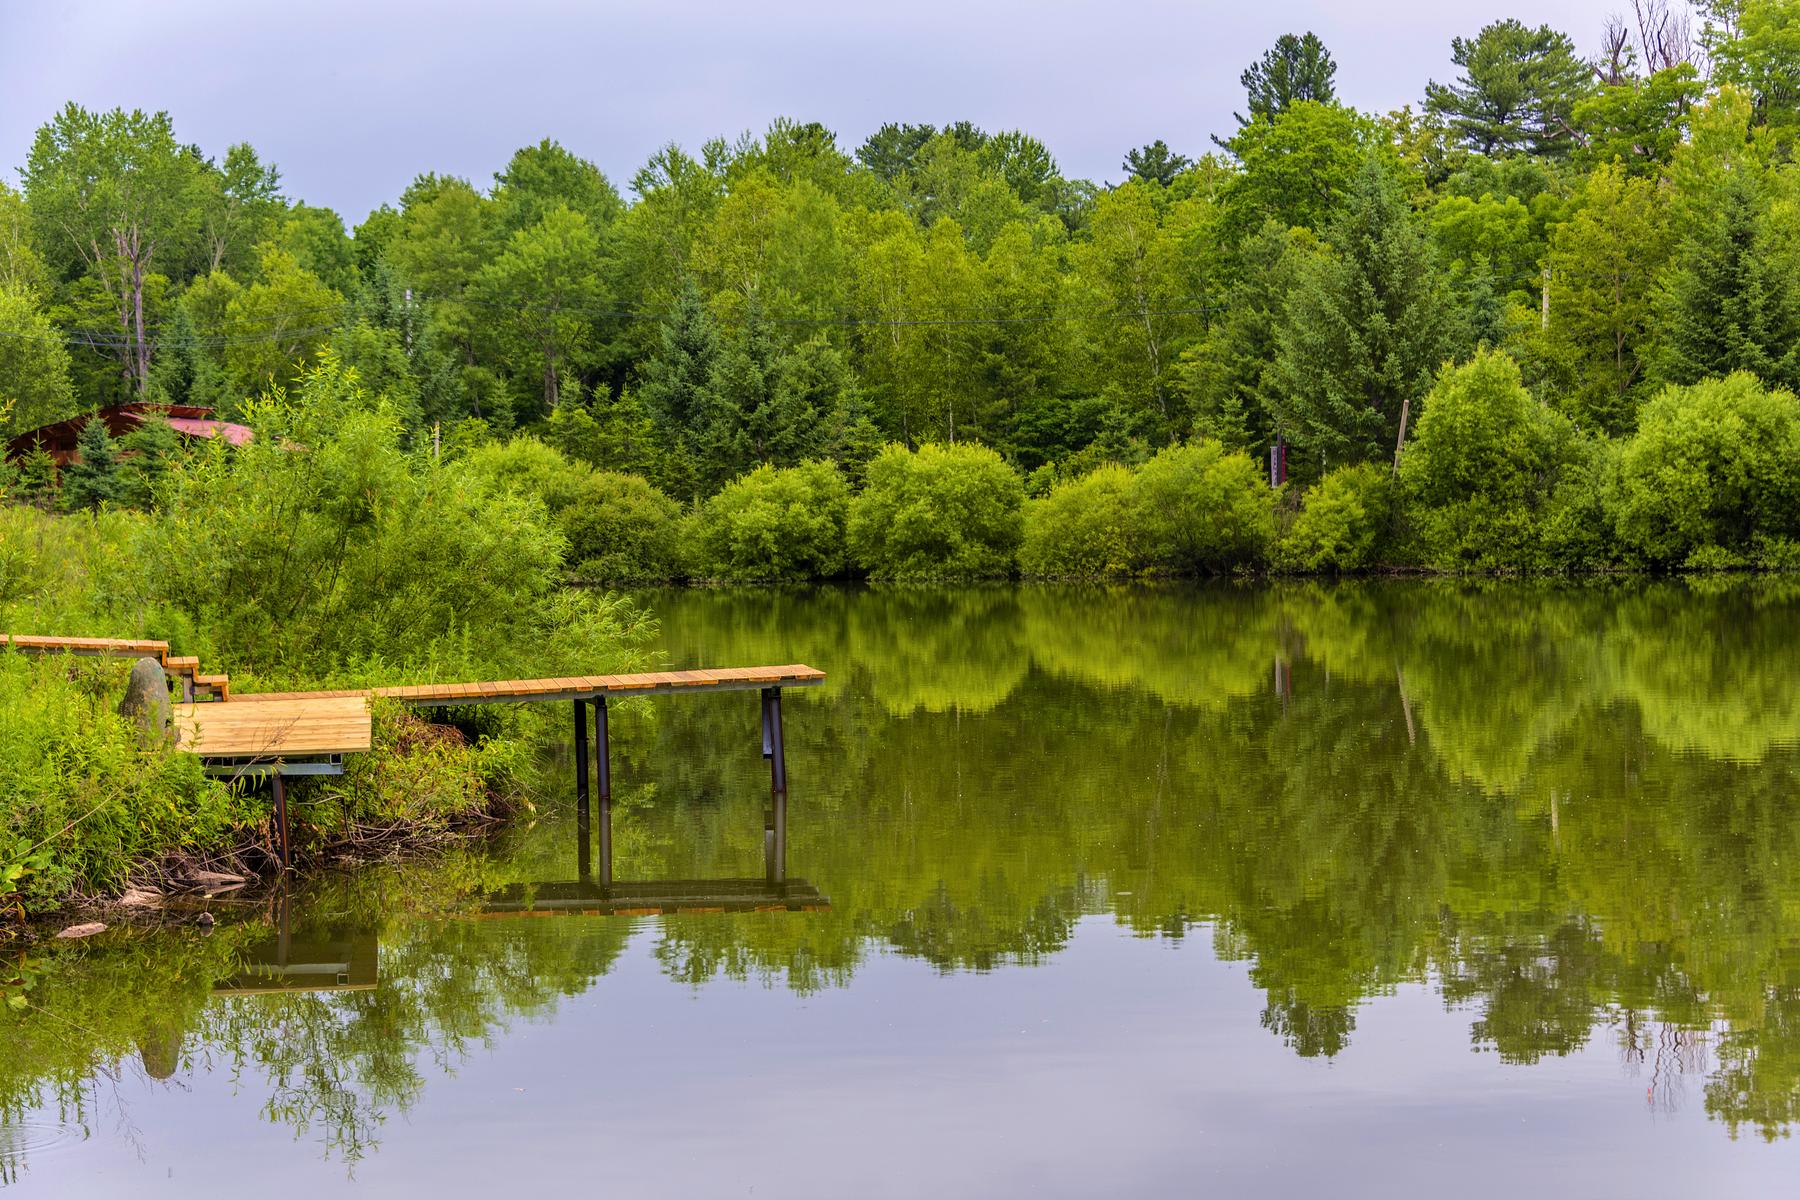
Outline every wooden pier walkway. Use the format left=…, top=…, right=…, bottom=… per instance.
left=233, top=664, right=825, bottom=705
left=5, top=631, right=823, bottom=866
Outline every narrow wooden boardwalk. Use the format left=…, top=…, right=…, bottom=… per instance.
left=235, top=664, right=825, bottom=705
left=7, top=630, right=821, bottom=867
left=4, top=632, right=226, bottom=699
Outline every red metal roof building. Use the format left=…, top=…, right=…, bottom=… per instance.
left=5, top=402, right=253, bottom=467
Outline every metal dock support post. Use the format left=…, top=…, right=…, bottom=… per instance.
left=596, top=696, right=611, bottom=802
left=574, top=699, right=589, bottom=806
left=273, top=773, right=290, bottom=868
left=762, top=686, right=787, bottom=795
left=574, top=699, right=591, bottom=877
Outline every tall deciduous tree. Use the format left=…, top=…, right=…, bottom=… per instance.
left=473, top=205, right=609, bottom=414
left=1220, top=101, right=1370, bottom=240
left=1424, top=20, right=1593, bottom=157
left=1543, top=164, right=1671, bottom=432
left=1707, top=0, right=1800, bottom=140
left=492, top=138, right=625, bottom=236
left=222, top=246, right=343, bottom=400
left=199, top=142, right=284, bottom=276
left=1269, top=152, right=1456, bottom=466
left=0, top=185, right=51, bottom=297
left=22, top=104, right=204, bottom=394
left=0, top=285, right=78, bottom=436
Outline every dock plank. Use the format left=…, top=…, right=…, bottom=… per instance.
left=175, top=696, right=372, bottom=758
left=230, top=664, right=826, bottom=707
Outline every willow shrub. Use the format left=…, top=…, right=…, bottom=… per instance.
left=560, top=471, right=686, bottom=582
left=1400, top=350, right=1569, bottom=571
left=1282, top=463, right=1393, bottom=572
left=464, top=437, right=686, bottom=582
left=1615, top=372, right=1800, bottom=568
left=692, top=461, right=849, bottom=581
left=1019, top=464, right=1137, bottom=577
left=849, top=443, right=1024, bottom=579
left=138, top=354, right=652, bottom=683
left=1131, top=440, right=1274, bottom=573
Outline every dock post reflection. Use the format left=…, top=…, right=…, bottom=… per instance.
left=480, top=784, right=824, bottom=917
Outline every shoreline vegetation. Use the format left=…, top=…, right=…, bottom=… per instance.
left=5, top=9, right=1800, bottom=917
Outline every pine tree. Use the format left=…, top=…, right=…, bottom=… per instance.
left=1653, top=169, right=1800, bottom=393
left=63, top=416, right=121, bottom=509
left=830, top=388, right=885, bottom=490
left=118, top=413, right=183, bottom=509
left=585, top=388, right=661, bottom=478
left=14, top=440, right=57, bottom=503
left=701, top=297, right=779, bottom=487
left=641, top=280, right=723, bottom=500
left=641, top=280, right=721, bottom=435
left=1269, top=152, right=1457, bottom=466
left=145, top=304, right=233, bottom=412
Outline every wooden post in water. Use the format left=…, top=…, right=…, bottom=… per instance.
left=765, top=789, right=787, bottom=884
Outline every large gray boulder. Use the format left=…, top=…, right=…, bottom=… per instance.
left=118, top=656, right=173, bottom=742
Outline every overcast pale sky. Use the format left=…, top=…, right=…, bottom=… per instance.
left=2, top=0, right=1626, bottom=224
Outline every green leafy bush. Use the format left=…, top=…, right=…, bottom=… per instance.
left=0, top=655, right=237, bottom=911
left=560, top=471, right=686, bottom=582
left=1131, top=440, right=1274, bottom=573
left=1538, top=434, right=1623, bottom=571
left=1401, top=350, right=1567, bottom=570
left=136, top=354, right=634, bottom=678
left=693, top=460, right=848, bottom=581
left=849, top=443, right=1024, bottom=579
left=1282, top=463, right=1392, bottom=572
left=461, top=436, right=592, bottom=513
left=1615, top=372, right=1800, bottom=566
left=1019, top=464, right=1137, bottom=577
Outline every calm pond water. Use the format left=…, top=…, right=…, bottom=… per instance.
left=9, top=581, right=1800, bottom=1196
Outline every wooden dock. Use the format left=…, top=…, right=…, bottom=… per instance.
left=232, top=664, right=825, bottom=705
left=6, top=630, right=822, bottom=867
left=174, top=696, right=374, bottom=759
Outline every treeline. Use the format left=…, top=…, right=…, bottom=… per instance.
left=3, top=3, right=1800, bottom=573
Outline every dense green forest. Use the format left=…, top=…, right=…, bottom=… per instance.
left=4, top=3, right=1800, bottom=576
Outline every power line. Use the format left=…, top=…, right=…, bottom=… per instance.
left=0, top=297, right=1226, bottom=349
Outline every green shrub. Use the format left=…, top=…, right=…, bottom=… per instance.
left=461, top=436, right=592, bottom=513
left=1019, top=464, right=1137, bottom=577
left=1539, top=434, right=1623, bottom=571
left=1615, top=372, right=1800, bottom=566
left=1283, top=463, right=1392, bottom=572
left=849, top=443, right=1024, bottom=579
left=560, top=471, right=686, bottom=582
left=693, top=460, right=849, bottom=581
left=0, top=655, right=237, bottom=911
left=135, top=353, right=649, bottom=681
left=1400, top=350, right=1566, bottom=570
left=1131, top=439, right=1274, bottom=573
